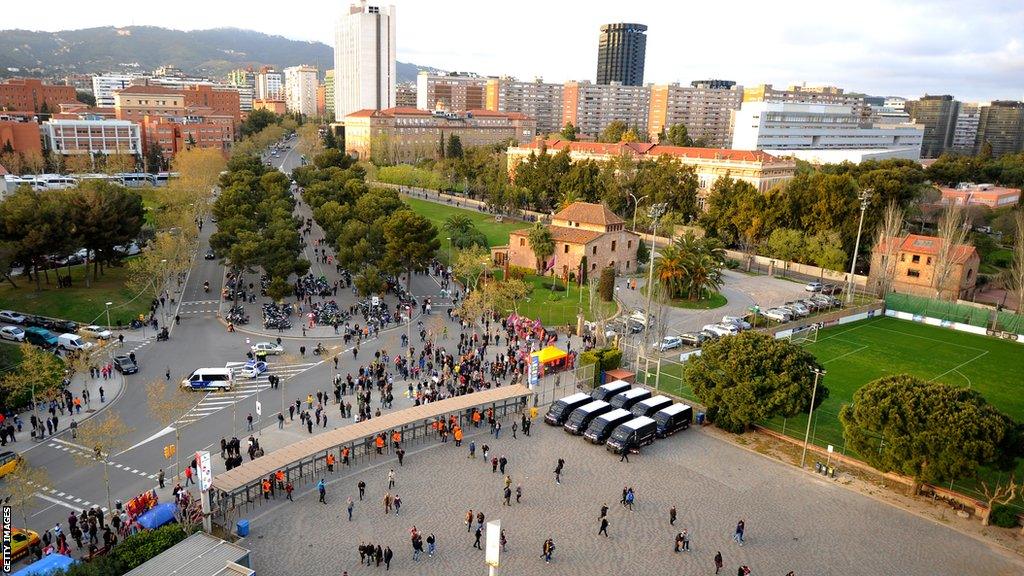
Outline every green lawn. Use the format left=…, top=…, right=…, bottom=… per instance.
left=640, top=285, right=728, bottom=310
left=401, top=195, right=524, bottom=255
left=490, top=271, right=617, bottom=326
left=0, top=263, right=150, bottom=325
left=0, top=342, right=23, bottom=375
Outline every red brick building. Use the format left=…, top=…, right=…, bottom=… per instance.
left=0, top=78, right=77, bottom=113
left=182, top=85, right=241, bottom=126
left=0, top=119, right=42, bottom=156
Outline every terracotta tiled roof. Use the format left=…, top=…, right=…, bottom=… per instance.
left=114, top=85, right=182, bottom=96
left=510, top=226, right=604, bottom=245
left=518, top=139, right=783, bottom=163
left=379, top=107, right=434, bottom=117
left=553, top=202, right=624, bottom=226
left=345, top=109, right=377, bottom=118
left=892, top=234, right=977, bottom=263
left=466, top=109, right=530, bottom=120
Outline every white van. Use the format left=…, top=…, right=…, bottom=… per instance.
left=181, top=367, right=234, bottom=391
left=58, top=333, right=94, bottom=352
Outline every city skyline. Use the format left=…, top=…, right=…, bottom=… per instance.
left=2, top=0, right=1022, bottom=102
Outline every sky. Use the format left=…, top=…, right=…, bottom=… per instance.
left=5, top=0, right=1024, bottom=102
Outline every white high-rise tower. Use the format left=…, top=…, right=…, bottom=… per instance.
left=334, top=1, right=396, bottom=121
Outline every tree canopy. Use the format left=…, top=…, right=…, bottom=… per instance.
left=685, top=331, right=827, bottom=433
left=839, top=374, right=1020, bottom=495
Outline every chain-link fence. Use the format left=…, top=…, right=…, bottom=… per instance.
left=529, top=360, right=597, bottom=408
left=886, top=292, right=1024, bottom=333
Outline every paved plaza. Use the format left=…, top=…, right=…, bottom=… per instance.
left=242, top=417, right=1024, bottom=576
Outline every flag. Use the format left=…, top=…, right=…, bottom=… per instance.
left=544, top=256, right=556, bottom=272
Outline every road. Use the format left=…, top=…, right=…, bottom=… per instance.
left=9, top=141, right=455, bottom=553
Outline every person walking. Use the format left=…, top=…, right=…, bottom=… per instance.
left=516, top=484, right=523, bottom=503
left=598, top=517, right=609, bottom=537
left=347, top=497, right=354, bottom=520
left=383, top=546, right=393, bottom=570
left=468, top=440, right=476, bottom=459
left=674, top=532, right=684, bottom=553
left=733, top=519, right=745, bottom=546
left=619, top=443, right=629, bottom=462
left=394, top=494, right=402, bottom=516
left=600, top=503, right=608, bottom=519
left=184, top=465, right=194, bottom=486
left=317, top=479, right=326, bottom=504
left=681, top=528, right=690, bottom=551
left=285, top=482, right=294, bottom=501
left=427, top=533, right=436, bottom=557
left=157, top=469, right=165, bottom=489
left=246, top=413, right=253, bottom=432
left=669, top=505, right=677, bottom=526
left=625, top=488, right=635, bottom=511
left=465, top=509, right=474, bottom=533
left=388, top=469, right=396, bottom=489
left=554, top=458, right=564, bottom=484
left=358, top=480, right=365, bottom=500
left=473, top=526, right=483, bottom=550
left=503, top=486, right=512, bottom=506
left=541, top=538, right=555, bottom=563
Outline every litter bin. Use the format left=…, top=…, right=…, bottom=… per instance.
left=236, top=519, right=250, bottom=537
left=696, top=412, right=705, bottom=425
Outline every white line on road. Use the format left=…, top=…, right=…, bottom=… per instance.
left=34, top=493, right=81, bottom=512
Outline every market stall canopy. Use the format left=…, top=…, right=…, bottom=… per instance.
left=532, top=345, right=568, bottom=364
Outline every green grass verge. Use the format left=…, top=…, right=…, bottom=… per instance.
left=492, top=270, right=616, bottom=326
left=0, top=263, right=150, bottom=324
left=640, top=285, right=728, bottom=310
left=401, top=195, right=524, bottom=256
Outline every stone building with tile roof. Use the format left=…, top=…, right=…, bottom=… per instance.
left=869, top=233, right=980, bottom=300
left=495, top=201, right=640, bottom=279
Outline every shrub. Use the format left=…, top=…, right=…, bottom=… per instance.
left=507, top=265, right=532, bottom=281
left=58, top=524, right=193, bottom=576
left=598, top=267, right=615, bottom=301
left=990, top=504, right=1020, bottom=528
left=579, top=347, right=623, bottom=388
left=725, top=258, right=741, bottom=269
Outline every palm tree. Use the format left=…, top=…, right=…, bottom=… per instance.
left=654, top=244, right=688, bottom=299
left=686, top=250, right=724, bottom=300
left=527, top=223, right=555, bottom=276
left=558, top=188, right=580, bottom=210
left=669, top=232, right=726, bottom=301
left=443, top=214, right=472, bottom=237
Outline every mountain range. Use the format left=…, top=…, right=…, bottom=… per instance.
left=0, top=26, right=443, bottom=83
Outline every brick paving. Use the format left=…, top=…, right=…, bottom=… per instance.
left=241, top=418, right=1024, bottom=576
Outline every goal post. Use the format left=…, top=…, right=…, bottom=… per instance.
left=789, top=323, right=820, bottom=345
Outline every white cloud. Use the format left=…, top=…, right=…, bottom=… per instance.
left=3, top=0, right=1022, bottom=101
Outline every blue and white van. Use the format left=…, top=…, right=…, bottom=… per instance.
left=181, top=367, right=233, bottom=391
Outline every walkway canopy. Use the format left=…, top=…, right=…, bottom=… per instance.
left=532, top=345, right=568, bottom=365
left=212, top=385, right=532, bottom=499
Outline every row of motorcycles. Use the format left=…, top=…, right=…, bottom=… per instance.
left=262, top=303, right=292, bottom=330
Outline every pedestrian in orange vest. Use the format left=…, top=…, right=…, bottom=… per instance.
left=275, top=469, right=285, bottom=490
left=375, top=435, right=385, bottom=454
left=454, top=427, right=463, bottom=446
left=342, top=446, right=351, bottom=466
left=262, top=478, right=271, bottom=500
left=326, top=453, right=335, bottom=472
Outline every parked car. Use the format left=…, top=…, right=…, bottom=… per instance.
left=821, top=284, right=843, bottom=295
left=26, top=316, right=78, bottom=333
left=0, top=325, right=25, bottom=342
left=784, top=301, right=811, bottom=317
left=23, top=327, right=59, bottom=348
left=702, top=324, right=737, bottom=338
left=80, top=325, right=112, bottom=340
left=805, top=281, right=823, bottom=292
left=250, top=341, right=284, bottom=355
left=0, top=310, right=26, bottom=324
left=655, top=336, right=683, bottom=351
left=113, top=354, right=138, bottom=374
left=699, top=329, right=720, bottom=341
left=762, top=308, right=792, bottom=322
left=678, top=332, right=707, bottom=347
left=721, top=315, right=752, bottom=330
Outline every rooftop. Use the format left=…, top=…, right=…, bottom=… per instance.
left=114, top=85, right=183, bottom=96
left=897, top=234, right=977, bottom=263
left=516, top=139, right=783, bottom=163
left=510, top=226, right=604, bottom=245
left=553, top=201, right=624, bottom=226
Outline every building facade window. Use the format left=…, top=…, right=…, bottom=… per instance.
left=907, top=269, right=920, bottom=278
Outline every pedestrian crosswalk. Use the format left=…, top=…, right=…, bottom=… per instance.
left=45, top=439, right=157, bottom=481
left=174, top=361, right=320, bottom=426
left=178, top=299, right=219, bottom=315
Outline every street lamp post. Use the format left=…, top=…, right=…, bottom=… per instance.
left=643, top=203, right=667, bottom=348
left=801, top=367, right=827, bottom=469
left=105, top=302, right=114, bottom=359
left=446, top=237, right=452, bottom=263
left=628, top=193, right=648, bottom=233
left=846, top=189, right=872, bottom=304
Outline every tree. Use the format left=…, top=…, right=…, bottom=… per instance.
left=870, top=202, right=906, bottom=296
left=980, top=477, right=1018, bottom=526
left=598, top=266, right=615, bottom=302
left=75, top=412, right=134, bottom=511
left=840, top=375, right=1020, bottom=496
left=445, top=134, right=464, bottom=160
left=664, top=124, right=693, bottom=147
left=806, top=231, right=848, bottom=274
left=146, top=379, right=198, bottom=482
left=354, top=264, right=386, bottom=296
left=1010, top=212, right=1024, bottom=314
left=766, top=228, right=806, bottom=268
left=526, top=223, right=555, bottom=276
left=382, top=210, right=441, bottom=286
left=453, top=245, right=491, bottom=289
left=560, top=122, right=577, bottom=141
left=240, top=108, right=280, bottom=137
left=932, top=204, right=970, bottom=300
left=0, top=343, right=64, bottom=413
left=598, top=120, right=628, bottom=143
left=685, top=331, right=826, bottom=433
left=68, top=181, right=145, bottom=284
left=144, top=142, right=165, bottom=174
left=75, top=90, right=96, bottom=107
left=1, top=459, right=51, bottom=528
left=636, top=238, right=649, bottom=265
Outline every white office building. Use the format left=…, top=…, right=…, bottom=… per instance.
left=952, top=102, right=985, bottom=154
left=44, top=119, right=142, bottom=156
left=92, top=74, right=147, bottom=107
left=731, top=101, right=924, bottom=164
left=284, top=65, right=319, bottom=117
left=334, top=1, right=396, bottom=121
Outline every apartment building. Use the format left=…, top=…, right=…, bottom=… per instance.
left=904, top=95, right=959, bottom=158
left=0, top=116, right=43, bottom=156
left=731, top=101, right=924, bottom=163
left=343, top=107, right=535, bottom=163
left=284, top=65, right=319, bottom=117
left=334, top=1, right=397, bottom=120
left=395, top=82, right=416, bottom=108
left=228, top=68, right=256, bottom=112
left=647, top=81, right=743, bottom=148
left=43, top=119, right=142, bottom=157
left=182, top=84, right=241, bottom=126
left=562, top=81, right=649, bottom=139
left=256, top=67, right=284, bottom=101
left=951, top=102, right=983, bottom=154
left=324, top=70, right=337, bottom=118
left=92, top=74, right=146, bottom=107
left=416, top=73, right=487, bottom=112
left=977, top=101, right=1024, bottom=158
left=113, top=85, right=233, bottom=159
left=0, top=78, right=77, bottom=113
left=743, top=84, right=868, bottom=118
left=506, top=139, right=796, bottom=196
left=485, top=77, right=564, bottom=136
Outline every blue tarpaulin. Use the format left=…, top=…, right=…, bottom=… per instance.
left=137, top=502, right=178, bottom=530
left=12, top=553, right=75, bottom=576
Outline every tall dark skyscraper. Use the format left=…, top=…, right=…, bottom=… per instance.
left=596, top=23, right=648, bottom=86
